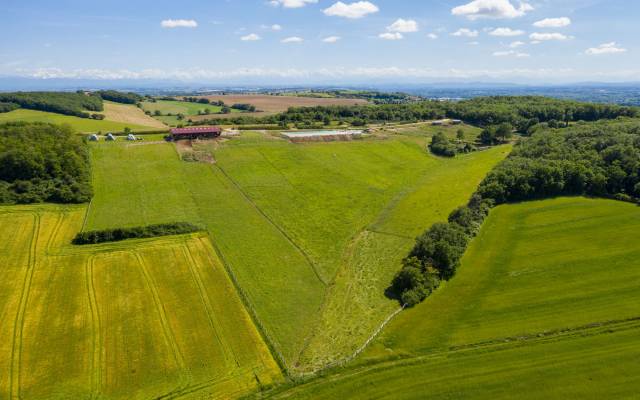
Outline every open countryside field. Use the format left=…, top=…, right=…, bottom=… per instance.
left=85, top=132, right=509, bottom=372
left=0, top=204, right=280, bottom=399
left=102, top=101, right=168, bottom=129
left=188, top=94, right=369, bottom=121
left=141, top=100, right=230, bottom=116
left=258, top=197, right=640, bottom=399
left=365, top=197, right=640, bottom=359
left=0, top=109, right=151, bottom=133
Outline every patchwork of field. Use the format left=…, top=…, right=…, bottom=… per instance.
left=141, top=100, right=231, bottom=116
left=0, top=109, right=151, bottom=133
left=187, top=94, right=369, bottom=121
left=85, top=132, right=509, bottom=372
left=102, top=101, right=168, bottom=129
left=0, top=205, right=280, bottom=399
left=257, top=197, right=640, bottom=399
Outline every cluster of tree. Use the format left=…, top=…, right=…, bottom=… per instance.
left=0, top=122, right=92, bottom=204
left=0, top=92, right=103, bottom=118
left=72, top=222, right=202, bottom=245
left=0, top=102, right=19, bottom=113
left=95, top=90, right=143, bottom=104
left=448, top=96, right=637, bottom=131
left=231, top=103, right=257, bottom=112
left=479, top=123, right=514, bottom=145
left=391, top=119, right=640, bottom=307
left=390, top=195, right=493, bottom=306
left=191, top=96, right=636, bottom=129
left=183, top=96, right=215, bottom=104
left=429, top=132, right=476, bottom=157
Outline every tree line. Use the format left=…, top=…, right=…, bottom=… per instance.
left=0, top=102, right=20, bottom=113
left=191, top=96, right=637, bottom=129
left=0, top=122, right=92, bottom=204
left=72, top=222, right=202, bottom=245
left=391, top=119, right=640, bottom=306
left=0, top=92, right=103, bottom=118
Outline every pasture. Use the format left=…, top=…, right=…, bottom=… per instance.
left=0, top=109, right=150, bottom=133
left=141, top=100, right=229, bottom=116
left=255, top=197, right=640, bottom=399
left=0, top=204, right=280, bottom=399
left=85, top=132, right=509, bottom=372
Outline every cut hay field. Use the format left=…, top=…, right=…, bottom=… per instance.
left=0, top=109, right=151, bottom=133
left=85, top=132, right=509, bottom=372
left=0, top=204, right=280, bottom=399
left=257, top=197, right=640, bottom=399
left=379, top=121, right=482, bottom=142
left=103, top=101, right=168, bottom=129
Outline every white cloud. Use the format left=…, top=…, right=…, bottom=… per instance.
left=281, top=36, right=304, bottom=43
left=323, top=1, right=379, bottom=19
left=379, top=32, right=403, bottom=40
left=386, top=18, right=419, bottom=33
left=489, top=27, right=525, bottom=36
left=452, top=0, right=533, bottom=20
left=269, top=0, right=317, bottom=8
left=427, top=33, right=439, bottom=40
left=452, top=28, right=479, bottom=38
left=271, top=24, right=283, bottom=31
left=468, top=41, right=480, bottom=45
left=493, top=50, right=530, bottom=57
left=586, top=42, right=627, bottom=55
left=323, top=36, right=341, bottom=43
left=533, top=17, right=571, bottom=28
left=529, top=32, right=570, bottom=41
left=160, top=19, right=198, bottom=28
left=241, top=33, right=261, bottom=41
left=509, top=40, right=525, bottom=48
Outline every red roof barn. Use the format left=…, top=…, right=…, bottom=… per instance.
left=169, top=126, right=222, bottom=141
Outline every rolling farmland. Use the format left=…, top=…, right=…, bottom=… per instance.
left=257, top=197, right=640, bottom=399
left=102, top=101, right=168, bottom=129
left=0, top=109, right=151, bottom=133
left=85, top=133, right=510, bottom=371
left=0, top=205, right=280, bottom=399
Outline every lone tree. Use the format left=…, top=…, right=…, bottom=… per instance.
left=456, top=129, right=465, bottom=141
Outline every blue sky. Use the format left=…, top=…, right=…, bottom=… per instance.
left=1, top=0, right=639, bottom=84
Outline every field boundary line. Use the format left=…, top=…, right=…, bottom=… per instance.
left=180, top=243, right=238, bottom=367
left=213, top=163, right=328, bottom=286
left=297, top=305, right=405, bottom=378
left=135, top=253, right=190, bottom=382
left=81, top=199, right=92, bottom=233
left=85, top=255, right=103, bottom=399
left=259, top=315, right=640, bottom=398
left=9, top=213, right=40, bottom=400
left=199, top=234, right=290, bottom=375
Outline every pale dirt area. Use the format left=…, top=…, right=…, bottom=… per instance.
left=103, top=102, right=168, bottom=129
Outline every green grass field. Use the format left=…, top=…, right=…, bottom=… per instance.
left=0, top=109, right=151, bottom=133
left=257, top=197, right=640, bottom=399
left=0, top=204, right=280, bottom=399
left=85, top=133, right=509, bottom=372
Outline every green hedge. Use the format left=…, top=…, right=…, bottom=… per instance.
left=72, top=222, right=203, bottom=245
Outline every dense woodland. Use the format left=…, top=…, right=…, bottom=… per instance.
left=0, top=122, right=92, bottom=204
left=392, top=119, right=640, bottom=306
left=0, top=92, right=103, bottom=118
left=95, top=90, right=144, bottom=104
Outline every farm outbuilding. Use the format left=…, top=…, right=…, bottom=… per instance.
left=168, top=126, right=222, bottom=141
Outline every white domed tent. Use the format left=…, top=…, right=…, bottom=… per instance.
left=88, top=134, right=99, bottom=141
left=106, top=133, right=116, bottom=141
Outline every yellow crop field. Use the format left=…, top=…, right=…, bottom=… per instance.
left=0, top=205, right=281, bottom=399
